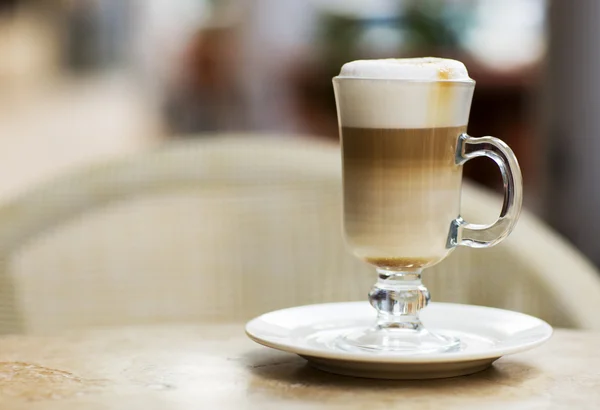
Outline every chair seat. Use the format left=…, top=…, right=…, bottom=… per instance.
left=0, top=135, right=597, bottom=334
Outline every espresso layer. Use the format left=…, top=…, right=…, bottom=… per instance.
left=365, top=257, right=435, bottom=270
left=342, top=126, right=462, bottom=167
left=341, top=126, right=466, bottom=270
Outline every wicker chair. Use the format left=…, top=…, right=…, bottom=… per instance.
left=0, top=135, right=598, bottom=334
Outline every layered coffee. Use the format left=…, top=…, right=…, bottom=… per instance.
left=342, top=125, right=464, bottom=269
left=334, top=58, right=474, bottom=270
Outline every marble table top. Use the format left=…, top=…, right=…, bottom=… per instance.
left=0, top=325, right=597, bottom=409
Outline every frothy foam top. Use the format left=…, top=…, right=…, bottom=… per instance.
left=333, top=57, right=475, bottom=128
left=338, top=58, right=471, bottom=81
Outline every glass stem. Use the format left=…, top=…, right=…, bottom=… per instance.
left=369, top=269, right=430, bottom=331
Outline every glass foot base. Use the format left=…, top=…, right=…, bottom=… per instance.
left=335, top=326, right=460, bottom=355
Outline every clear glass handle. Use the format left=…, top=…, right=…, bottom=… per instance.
left=449, top=133, right=523, bottom=248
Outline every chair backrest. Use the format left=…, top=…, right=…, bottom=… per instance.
left=0, top=135, right=599, bottom=334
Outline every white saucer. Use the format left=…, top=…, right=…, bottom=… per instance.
left=245, top=302, right=553, bottom=379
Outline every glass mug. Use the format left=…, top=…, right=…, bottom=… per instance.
left=333, top=76, right=523, bottom=354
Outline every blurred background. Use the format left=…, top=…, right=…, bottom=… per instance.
left=1, top=0, right=599, bottom=267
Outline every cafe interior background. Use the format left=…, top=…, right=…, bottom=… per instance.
left=1, top=0, right=599, bottom=333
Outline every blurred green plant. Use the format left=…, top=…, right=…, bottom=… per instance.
left=404, top=0, right=466, bottom=50
left=317, top=0, right=473, bottom=75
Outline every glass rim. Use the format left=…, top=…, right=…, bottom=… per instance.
left=332, top=76, right=476, bottom=86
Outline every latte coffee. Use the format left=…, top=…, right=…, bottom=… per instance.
left=334, top=58, right=475, bottom=270
left=342, top=125, right=465, bottom=269
left=330, top=58, right=523, bottom=355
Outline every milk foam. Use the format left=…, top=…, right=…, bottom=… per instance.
left=339, top=58, right=471, bottom=81
left=333, top=57, right=475, bottom=129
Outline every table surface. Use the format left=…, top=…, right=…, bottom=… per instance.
left=0, top=325, right=597, bottom=409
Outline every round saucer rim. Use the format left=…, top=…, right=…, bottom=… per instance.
left=245, top=301, right=553, bottom=364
